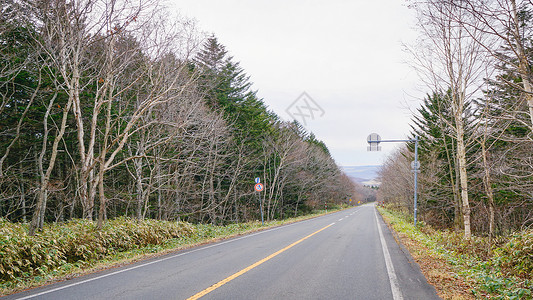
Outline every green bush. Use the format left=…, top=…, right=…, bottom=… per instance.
left=0, top=220, right=65, bottom=280
left=0, top=218, right=194, bottom=282
left=494, top=230, right=533, bottom=279
left=380, top=207, right=532, bottom=298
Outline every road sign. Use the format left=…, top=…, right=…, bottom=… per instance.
left=254, top=183, right=264, bottom=192
left=367, top=133, right=381, bottom=143
left=255, top=177, right=260, bottom=184
left=367, top=133, right=382, bottom=151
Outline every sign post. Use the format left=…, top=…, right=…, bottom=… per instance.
left=254, top=182, right=264, bottom=225
left=367, top=133, right=420, bottom=226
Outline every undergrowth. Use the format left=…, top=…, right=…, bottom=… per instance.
left=379, top=207, right=532, bottom=299
left=0, top=217, right=193, bottom=283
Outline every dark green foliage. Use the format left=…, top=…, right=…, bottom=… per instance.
left=409, top=90, right=462, bottom=228
left=195, top=36, right=277, bottom=145
left=306, top=132, right=331, bottom=156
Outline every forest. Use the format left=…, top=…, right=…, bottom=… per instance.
left=0, top=0, right=361, bottom=235
left=378, top=0, right=533, bottom=238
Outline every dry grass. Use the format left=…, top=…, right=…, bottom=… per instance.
left=380, top=213, right=478, bottom=300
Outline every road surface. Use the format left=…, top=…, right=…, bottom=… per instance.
left=5, top=204, right=440, bottom=299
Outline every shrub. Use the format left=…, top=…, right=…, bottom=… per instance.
left=494, top=230, right=533, bottom=280
left=0, top=218, right=194, bottom=282
left=434, top=230, right=493, bottom=260
left=0, top=219, right=66, bottom=281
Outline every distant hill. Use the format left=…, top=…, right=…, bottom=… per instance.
left=341, top=165, right=381, bottom=186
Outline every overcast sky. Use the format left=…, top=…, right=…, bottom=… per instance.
left=170, top=0, right=422, bottom=166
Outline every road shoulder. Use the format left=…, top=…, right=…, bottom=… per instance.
left=378, top=209, right=475, bottom=300
left=376, top=208, right=442, bottom=300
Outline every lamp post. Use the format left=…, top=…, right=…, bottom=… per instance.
left=367, top=133, right=420, bottom=226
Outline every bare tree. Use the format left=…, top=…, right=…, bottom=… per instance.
left=408, top=0, right=491, bottom=238
left=261, top=122, right=307, bottom=220
left=377, top=146, right=414, bottom=212
left=14, top=0, right=204, bottom=230
left=452, top=0, right=533, bottom=131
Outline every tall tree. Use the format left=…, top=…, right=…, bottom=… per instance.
left=411, top=91, right=461, bottom=228
left=409, top=0, right=490, bottom=238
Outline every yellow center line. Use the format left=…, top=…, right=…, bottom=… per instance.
left=187, top=223, right=335, bottom=300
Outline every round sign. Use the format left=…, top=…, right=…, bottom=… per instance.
left=367, top=133, right=381, bottom=143
left=411, top=161, right=421, bottom=169
left=254, top=183, right=264, bottom=192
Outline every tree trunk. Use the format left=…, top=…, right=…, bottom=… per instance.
left=456, top=117, right=471, bottom=239
left=156, top=156, right=162, bottom=220
left=481, top=142, right=495, bottom=239
left=454, top=154, right=463, bottom=230
left=443, top=132, right=462, bottom=230
left=135, top=156, right=144, bottom=220
left=97, top=161, right=106, bottom=229
left=510, top=0, right=533, bottom=128
left=29, top=91, right=69, bottom=235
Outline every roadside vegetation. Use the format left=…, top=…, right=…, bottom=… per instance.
left=0, top=207, right=346, bottom=296
left=379, top=2, right=533, bottom=297
left=379, top=206, right=532, bottom=300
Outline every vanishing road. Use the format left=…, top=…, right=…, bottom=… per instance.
left=6, top=204, right=440, bottom=300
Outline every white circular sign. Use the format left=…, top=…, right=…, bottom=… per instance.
left=367, top=133, right=381, bottom=143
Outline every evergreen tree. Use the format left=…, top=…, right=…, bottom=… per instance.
left=410, top=90, right=476, bottom=229
left=473, top=42, right=533, bottom=233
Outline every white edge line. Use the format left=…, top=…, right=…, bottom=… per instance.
left=374, top=207, right=403, bottom=300
left=14, top=216, right=330, bottom=299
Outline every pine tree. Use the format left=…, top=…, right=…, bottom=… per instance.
left=195, top=35, right=274, bottom=134
left=473, top=41, right=533, bottom=233
left=410, top=90, right=475, bottom=229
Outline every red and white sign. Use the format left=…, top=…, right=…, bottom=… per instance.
left=254, top=183, right=264, bottom=192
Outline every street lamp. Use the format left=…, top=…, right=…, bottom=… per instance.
left=367, top=133, right=420, bottom=226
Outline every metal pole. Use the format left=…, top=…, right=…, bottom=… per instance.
left=367, top=133, right=420, bottom=226
left=260, top=191, right=264, bottom=226
left=414, top=136, right=419, bottom=226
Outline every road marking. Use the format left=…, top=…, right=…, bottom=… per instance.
left=187, top=223, right=335, bottom=300
left=13, top=219, right=318, bottom=300
left=374, top=208, right=403, bottom=300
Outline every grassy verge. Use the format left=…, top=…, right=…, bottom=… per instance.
left=378, top=207, right=532, bottom=300
left=0, top=207, right=344, bottom=296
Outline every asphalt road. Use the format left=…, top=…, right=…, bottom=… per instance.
left=5, top=204, right=440, bottom=300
